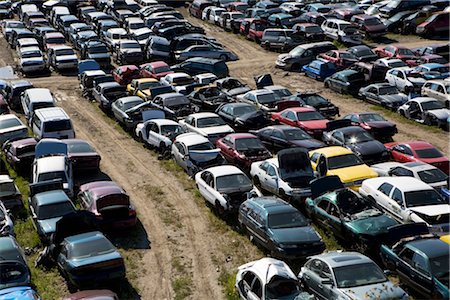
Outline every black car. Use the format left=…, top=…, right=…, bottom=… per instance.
left=383, top=10, right=414, bottom=33
left=0, top=236, right=31, bottom=290
left=286, top=92, right=339, bottom=119
left=215, top=77, right=251, bottom=98
left=80, top=41, right=111, bottom=69
left=251, top=125, right=325, bottom=152
left=347, top=45, right=378, bottom=62
left=216, top=103, right=270, bottom=131
left=151, top=93, right=198, bottom=120
left=238, top=196, right=325, bottom=260
left=322, top=120, right=390, bottom=164
left=324, top=70, right=365, bottom=96
left=358, top=83, right=408, bottom=110
left=3, top=80, right=34, bottom=111
left=188, top=86, right=231, bottom=112
left=171, top=57, right=229, bottom=78
left=343, top=112, right=398, bottom=141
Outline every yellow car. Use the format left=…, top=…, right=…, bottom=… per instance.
left=126, top=78, right=161, bottom=99
left=309, top=146, right=378, bottom=190
left=440, top=235, right=450, bottom=244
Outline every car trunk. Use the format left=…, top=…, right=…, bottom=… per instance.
left=278, top=148, right=314, bottom=188
left=97, top=195, right=130, bottom=221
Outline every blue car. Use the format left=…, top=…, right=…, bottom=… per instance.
left=302, top=59, right=336, bottom=81
left=57, top=231, right=125, bottom=288
left=0, top=287, right=40, bottom=300
left=381, top=223, right=449, bottom=299
left=0, top=236, right=30, bottom=290
left=415, top=63, right=450, bottom=80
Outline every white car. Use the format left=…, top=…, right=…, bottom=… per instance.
left=125, top=17, right=145, bottom=35
left=236, top=89, right=278, bottom=112
left=385, top=67, right=426, bottom=93
left=359, top=177, right=450, bottom=231
left=421, top=79, right=450, bottom=106
left=135, top=119, right=184, bottom=152
left=0, top=114, right=28, bottom=145
left=18, top=46, right=47, bottom=74
left=208, top=7, right=226, bottom=24
left=371, top=161, right=448, bottom=190
left=321, top=19, right=362, bottom=44
left=374, top=58, right=407, bottom=69
left=195, top=165, right=259, bottom=215
left=160, top=72, right=194, bottom=94
left=103, top=28, right=129, bottom=50
left=236, top=258, right=304, bottom=300
left=32, top=154, right=74, bottom=198
left=250, top=149, right=314, bottom=200
left=194, top=73, right=218, bottom=85
left=179, top=112, right=234, bottom=143
left=201, top=6, right=214, bottom=21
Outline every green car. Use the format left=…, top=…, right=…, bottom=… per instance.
left=305, top=176, right=398, bottom=251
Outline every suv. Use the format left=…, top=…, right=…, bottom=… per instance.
left=276, top=41, right=337, bottom=71
left=114, top=40, right=144, bottom=65
left=80, top=41, right=110, bottom=69
left=47, top=45, right=78, bottom=71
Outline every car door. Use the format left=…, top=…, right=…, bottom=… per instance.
left=247, top=206, right=268, bottom=245
left=330, top=131, right=345, bottom=146
left=303, top=259, right=331, bottom=299
left=263, top=164, right=279, bottom=194
left=388, top=187, right=406, bottom=222
left=172, top=141, right=186, bottom=168
left=113, top=100, right=123, bottom=121
left=324, top=202, right=345, bottom=239
left=313, top=198, right=331, bottom=228
left=410, top=252, right=434, bottom=296
left=146, top=122, right=160, bottom=146
left=198, top=171, right=215, bottom=204
left=280, top=110, right=297, bottom=126
left=391, top=144, right=414, bottom=162
left=220, top=136, right=235, bottom=161
left=375, top=182, right=394, bottom=212
left=56, top=243, right=70, bottom=275
left=271, top=129, right=288, bottom=150
left=365, top=86, right=379, bottom=103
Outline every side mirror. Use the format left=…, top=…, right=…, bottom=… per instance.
left=383, top=270, right=392, bottom=276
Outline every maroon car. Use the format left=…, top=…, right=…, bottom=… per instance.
left=216, top=133, right=272, bottom=170
left=351, top=14, right=387, bottom=38
left=63, top=290, right=118, bottom=300
left=292, top=23, right=324, bottom=42
left=3, top=137, right=37, bottom=172
left=332, top=8, right=364, bottom=21
left=343, top=112, right=398, bottom=141
left=374, top=45, right=418, bottom=65
left=78, top=181, right=137, bottom=230
left=317, top=49, right=357, bottom=69
left=139, top=61, right=173, bottom=79
left=112, top=65, right=141, bottom=85
left=63, top=139, right=101, bottom=172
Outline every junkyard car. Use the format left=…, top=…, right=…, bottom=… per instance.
left=136, top=119, right=184, bottom=153
left=0, top=114, right=28, bottom=145
left=0, top=236, right=31, bottom=290
left=216, top=103, right=270, bottom=131
left=238, top=196, right=325, bottom=259
left=215, top=77, right=251, bottom=98
left=358, top=83, right=408, bottom=110
left=3, top=137, right=36, bottom=173
left=299, top=251, right=408, bottom=300
left=93, top=82, right=128, bottom=112
left=151, top=93, right=197, bottom=120
left=398, top=97, right=449, bottom=129
left=385, top=67, right=426, bottom=93
left=342, top=112, right=398, bottom=141
left=0, top=174, right=23, bottom=210
left=179, top=112, right=234, bottom=143
left=188, top=85, right=230, bottom=112
left=111, top=96, right=145, bottom=125
left=63, top=139, right=101, bottom=172
left=286, top=92, right=339, bottom=119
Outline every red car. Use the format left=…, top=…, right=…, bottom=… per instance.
left=271, top=107, right=329, bottom=139
left=216, top=133, right=272, bottom=170
left=416, top=11, right=449, bottom=37
left=189, top=0, right=212, bottom=19
left=43, top=32, right=65, bottom=51
left=332, top=8, right=364, bottom=21
left=374, top=45, right=418, bottom=65
left=3, top=137, right=37, bottom=172
left=78, top=181, right=137, bottom=230
left=227, top=2, right=248, bottom=12
left=317, top=49, right=357, bottom=69
left=139, top=61, right=173, bottom=79
left=241, top=19, right=267, bottom=43
left=385, top=141, right=449, bottom=174
left=350, top=14, right=387, bottom=38
left=112, top=65, right=140, bottom=85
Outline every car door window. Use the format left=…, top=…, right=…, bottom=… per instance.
left=267, top=165, right=276, bottom=177
left=326, top=203, right=340, bottom=218
left=286, top=111, right=296, bottom=121
left=413, top=253, right=430, bottom=276
left=399, top=247, right=415, bottom=265
left=150, top=123, right=159, bottom=134
left=259, top=161, right=268, bottom=171
left=397, top=72, right=405, bottom=80
left=331, top=131, right=344, bottom=143
left=391, top=188, right=404, bottom=207
left=310, top=152, right=320, bottom=163
left=317, top=199, right=329, bottom=211
left=251, top=277, right=263, bottom=299
left=272, top=130, right=284, bottom=140
left=390, top=167, right=413, bottom=177
left=378, top=183, right=393, bottom=196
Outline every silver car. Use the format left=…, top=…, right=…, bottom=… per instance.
left=174, top=45, right=238, bottom=62
left=299, top=251, right=408, bottom=300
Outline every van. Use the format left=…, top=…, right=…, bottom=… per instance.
left=276, top=41, right=337, bottom=71
left=145, top=36, right=170, bottom=61
left=32, top=107, right=75, bottom=140
left=21, top=88, right=55, bottom=122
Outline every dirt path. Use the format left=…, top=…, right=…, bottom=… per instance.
left=187, top=11, right=449, bottom=153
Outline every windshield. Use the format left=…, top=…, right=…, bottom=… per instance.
left=38, top=201, right=74, bottom=219
left=231, top=13, right=244, bottom=19
left=154, top=66, right=170, bottom=73
left=365, top=18, right=381, bottom=26
left=302, top=94, right=327, bottom=106
left=0, top=118, right=21, bottom=129
left=165, top=96, right=189, bottom=106
left=266, top=278, right=300, bottom=299
left=0, top=263, right=28, bottom=285
left=284, top=129, right=310, bottom=140
left=130, top=22, right=144, bottom=29
left=88, top=46, right=108, bottom=54
left=344, top=130, right=373, bottom=143
left=430, top=255, right=450, bottom=280
left=136, top=32, right=151, bottom=40
left=188, top=142, right=214, bottom=151
left=421, top=100, right=444, bottom=110
left=272, top=88, right=292, bottom=100
left=397, top=48, right=414, bottom=56
left=197, top=117, right=226, bottom=128
left=140, top=82, right=160, bottom=90
left=379, top=86, right=399, bottom=95
left=405, top=190, right=445, bottom=207
left=334, top=262, right=386, bottom=288
left=360, top=113, right=386, bottom=122
left=268, top=211, right=308, bottom=229
left=38, top=171, right=67, bottom=183
left=172, top=77, right=194, bottom=85
left=235, top=138, right=264, bottom=151
left=415, top=148, right=443, bottom=159
left=233, top=106, right=257, bottom=116
left=7, top=22, right=25, bottom=29
left=21, top=50, right=41, bottom=58
left=289, top=47, right=304, bottom=57
left=304, top=25, right=321, bottom=33
left=44, top=120, right=71, bottom=132
left=123, top=100, right=143, bottom=110
left=254, top=23, right=266, bottom=31
left=161, top=125, right=182, bottom=135
left=296, top=111, right=325, bottom=121
left=122, top=42, right=140, bottom=49
left=69, top=237, right=115, bottom=259
left=337, top=190, right=370, bottom=214
left=47, top=38, right=65, bottom=44
left=55, top=49, right=75, bottom=56
left=256, top=93, right=276, bottom=104
left=0, top=182, right=16, bottom=197
left=388, top=60, right=407, bottom=68
left=216, top=174, right=252, bottom=192
left=418, top=169, right=448, bottom=184
left=328, top=153, right=363, bottom=169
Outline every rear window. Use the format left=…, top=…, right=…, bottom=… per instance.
left=68, top=237, right=115, bottom=259
left=0, top=118, right=22, bottom=129
left=415, top=148, right=443, bottom=159
left=44, top=120, right=72, bottom=132
left=347, top=73, right=364, bottom=82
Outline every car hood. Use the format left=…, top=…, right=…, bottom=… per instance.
left=37, top=217, right=62, bottom=234
left=410, top=204, right=450, bottom=217
left=365, top=24, right=386, bottom=32
left=366, top=121, right=396, bottom=129
left=407, top=77, right=425, bottom=85
left=380, top=94, right=407, bottom=103
left=227, top=86, right=251, bottom=96
left=290, top=139, right=325, bottom=149
left=346, top=210, right=397, bottom=235
left=197, top=125, right=234, bottom=135
left=428, top=108, right=450, bottom=120
left=299, top=119, right=328, bottom=130
left=56, top=54, right=78, bottom=61
left=271, top=226, right=321, bottom=244
left=340, top=281, right=406, bottom=300
left=348, top=140, right=386, bottom=155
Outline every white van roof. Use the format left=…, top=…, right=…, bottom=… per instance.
left=34, top=107, right=70, bottom=121
left=25, top=88, right=54, bottom=103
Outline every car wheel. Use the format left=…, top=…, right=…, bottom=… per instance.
left=399, top=110, right=405, bottom=117
left=253, top=176, right=261, bottom=188
left=279, top=188, right=290, bottom=202
left=215, top=200, right=225, bottom=216
left=424, top=116, right=433, bottom=126
left=219, top=54, right=228, bottom=61
left=324, top=81, right=329, bottom=88
left=291, top=63, right=300, bottom=71
left=159, top=142, right=166, bottom=153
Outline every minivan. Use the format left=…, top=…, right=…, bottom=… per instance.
left=21, top=88, right=55, bottom=123
left=32, top=107, right=75, bottom=140
left=276, top=41, right=337, bottom=71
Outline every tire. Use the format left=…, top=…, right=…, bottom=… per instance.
left=424, top=116, right=433, bottom=126
left=399, top=110, right=405, bottom=117
left=159, top=142, right=166, bottom=153
left=253, top=176, right=261, bottom=188
left=215, top=200, right=225, bottom=217
left=324, top=81, right=329, bottom=88
left=219, top=54, right=228, bottom=61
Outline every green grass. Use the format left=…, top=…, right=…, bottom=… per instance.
left=173, top=276, right=193, bottom=300
left=219, top=270, right=240, bottom=300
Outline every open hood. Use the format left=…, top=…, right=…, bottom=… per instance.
left=385, top=223, right=430, bottom=246
left=142, top=109, right=166, bottom=122
left=35, top=139, right=67, bottom=158
left=277, top=148, right=313, bottom=181
left=310, top=176, right=344, bottom=199
left=325, top=119, right=352, bottom=132
left=254, top=73, right=274, bottom=89
left=78, top=59, right=101, bottom=75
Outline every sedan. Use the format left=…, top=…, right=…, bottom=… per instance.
left=3, top=137, right=37, bottom=174
left=135, top=119, right=184, bottom=153
left=299, top=252, right=408, bottom=300
left=358, top=83, right=408, bottom=110
left=174, top=45, right=238, bottom=62
left=285, top=92, right=339, bottom=119
left=57, top=231, right=126, bottom=289
left=63, top=139, right=101, bottom=172
left=216, top=103, right=270, bottom=131
left=0, top=114, right=28, bottom=145
left=317, top=49, right=357, bottom=69
left=343, top=112, right=398, bottom=141
left=398, top=97, right=449, bottom=128
left=0, top=236, right=30, bottom=290
left=324, top=70, right=365, bottom=96
left=251, top=125, right=325, bottom=152
left=179, top=112, right=234, bottom=143
left=139, top=61, right=173, bottom=79
left=238, top=196, right=325, bottom=259
left=111, top=96, right=145, bottom=127
left=375, top=45, right=418, bottom=63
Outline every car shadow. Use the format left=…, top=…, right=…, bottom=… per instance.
left=106, top=219, right=151, bottom=250
left=74, top=171, right=112, bottom=187
left=110, top=279, right=142, bottom=300
left=368, top=36, right=398, bottom=45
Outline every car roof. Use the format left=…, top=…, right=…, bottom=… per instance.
left=410, top=97, right=438, bottom=103
left=251, top=196, right=296, bottom=213
left=64, top=230, right=107, bottom=244
left=133, top=78, right=158, bottom=84
left=365, top=176, right=433, bottom=191
left=205, top=165, right=243, bottom=177
left=408, top=238, right=449, bottom=258
left=238, top=257, right=297, bottom=283
left=311, top=251, right=372, bottom=268
left=108, top=28, right=128, bottom=34
left=176, top=132, right=209, bottom=146
left=189, top=112, right=219, bottom=119
left=33, top=189, right=70, bottom=205
left=118, top=96, right=143, bottom=104
left=400, top=141, right=437, bottom=150
left=310, top=146, right=352, bottom=157
left=335, top=126, right=366, bottom=134
left=225, top=133, right=257, bottom=140
left=34, top=107, right=70, bottom=120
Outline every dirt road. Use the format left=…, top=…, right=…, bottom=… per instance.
left=186, top=12, right=449, bottom=153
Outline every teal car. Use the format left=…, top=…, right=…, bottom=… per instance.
left=305, top=176, right=398, bottom=251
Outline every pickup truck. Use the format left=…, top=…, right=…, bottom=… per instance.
left=92, top=82, right=128, bottom=111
